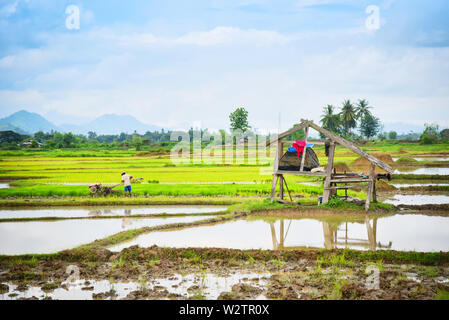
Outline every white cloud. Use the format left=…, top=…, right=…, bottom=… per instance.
left=0, top=1, right=18, bottom=18
left=175, top=27, right=293, bottom=46
left=1, top=24, right=448, bottom=130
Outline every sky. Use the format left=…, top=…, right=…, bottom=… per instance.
left=0, top=0, right=448, bottom=132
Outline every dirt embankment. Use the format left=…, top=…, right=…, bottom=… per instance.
left=376, top=180, right=397, bottom=192
left=351, top=153, right=395, bottom=173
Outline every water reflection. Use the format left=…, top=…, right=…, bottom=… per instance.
left=108, top=213, right=449, bottom=252
left=0, top=215, right=212, bottom=255
left=394, top=167, right=449, bottom=175
left=0, top=206, right=228, bottom=219
left=269, top=217, right=392, bottom=250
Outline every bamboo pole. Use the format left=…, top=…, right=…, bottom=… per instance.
left=322, top=141, right=335, bottom=203
left=282, top=176, right=293, bottom=202
left=279, top=175, right=284, bottom=200
left=300, top=125, right=309, bottom=172
left=365, top=163, right=376, bottom=211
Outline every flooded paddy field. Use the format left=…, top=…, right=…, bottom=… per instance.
left=108, top=213, right=449, bottom=253
left=394, top=168, right=449, bottom=175
left=0, top=205, right=227, bottom=219
left=0, top=272, right=269, bottom=300
left=392, top=183, right=449, bottom=188
left=393, top=157, right=449, bottom=162
left=384, top=195, right=449, bottom=206
left=0, top=205, right=448, bottom=300
left=0, top=215, right=213, bottom=255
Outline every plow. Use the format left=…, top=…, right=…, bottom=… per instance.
left=88, top=178, right=144, bottom=197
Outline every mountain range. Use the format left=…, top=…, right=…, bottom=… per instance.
left=0, top=110, right=431, bottom=136
left=0, top=110, right=162, bottom=135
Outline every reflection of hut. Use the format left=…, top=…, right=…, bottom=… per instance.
left=267, top=120, right=394, bottom=211
left=322, top=217, right=392, bottom=250
left=269, top=218, right=392, bottom=250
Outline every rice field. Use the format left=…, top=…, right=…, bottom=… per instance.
left=0, top=141, right=448, bottom=199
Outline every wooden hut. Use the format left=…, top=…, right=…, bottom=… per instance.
left=267, top=120, right=393, bottom=211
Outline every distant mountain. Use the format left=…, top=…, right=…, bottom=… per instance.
left=0, top=110, right=59, bottom=134
left=0, top=123, right=29, bottom=135
left=0, top=110, right=162, bottom=135
left=59, top=114, right=161, bottom=135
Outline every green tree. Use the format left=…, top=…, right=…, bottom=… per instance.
left=359, top=113, right=381, bottom=139
left=87, top=131, right=97, bottom=140
left=378, top=131, right=387, bottom=141
left=388, top=131, right=397, bottom=140
left=62, top=132, right=76, bottom=148
left=440, top=129, right=449, bottom=141
left=355, top=99, right=372, bottom=119
left=34, top=131, right=46, bottom=143
left=420, top=123, right=440, bottom=144
left=320, top=105, right=341, bottom=135
left=339, top=100, right=357, bottom=135
left=132, top=134, right=143, bottom=151
left=286, top=123, right=305, bottom=141
left=229, top=107, right=250, bottom=133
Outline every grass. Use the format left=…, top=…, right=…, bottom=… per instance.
left=322, top=196, right=396, bottom=212
left=0, top=142, right=447, bottom=206
left=0, top=195, right=253, bottom=207
left=435, top=289, right=449, bottom=300
left=0, top=181, right=329, bottom=198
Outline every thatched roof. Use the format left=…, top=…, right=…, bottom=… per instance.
left=268, top=120, right=393, bottom=174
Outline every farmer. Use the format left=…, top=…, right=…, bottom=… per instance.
left=121, top=172, right=133, bottom=197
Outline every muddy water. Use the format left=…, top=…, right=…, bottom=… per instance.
left=384, top=194, right=449, bottom=205
left=394, top=168, right=449, bottom=175
left=392, top=183, right=449, bottom=188
left=0, top=205, right=227, bottom=219
left=109, top=214, right=449, bottom=252
left=0, top=216, right=212, bottom=255
left=0, top=272, right=269, bottom=300
left=393, top=157, right=449, bottom=162
left=413, top=157, right=449, bottom=162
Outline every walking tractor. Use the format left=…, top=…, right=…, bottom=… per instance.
left=88, top=178, right=143, bottom=197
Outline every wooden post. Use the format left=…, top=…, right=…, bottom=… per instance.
left=322, top=141, right=335, bottom=204
left=274, top=140, right=283, bottom=172
left=372, top=179, right=377, bottom=202
left=365, top=163, right=376, bottom=211
left=283, top=177, right=293, bottom=202
left=269, top=222, right=278, bottom=250
left=270, top=139, right=283, bottom=203
left=280, top=219, right=284, bottom=248
left=270, top=174, right=278, bottom=203
left=299, top=125, right=309, bottom=172
left=279, top=175, right=284, bottom=200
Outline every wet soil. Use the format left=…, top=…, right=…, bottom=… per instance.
left=0, top=246, right=447, bottom=300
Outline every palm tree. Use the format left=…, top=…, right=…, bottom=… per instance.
left=320, top=105, right=341, bottom=133
left=340, top=100, right=357, bottom=135
left=355, top=99, right=372, bottom=119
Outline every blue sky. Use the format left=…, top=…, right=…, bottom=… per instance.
left=0, top=0, right=448, bottom=132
